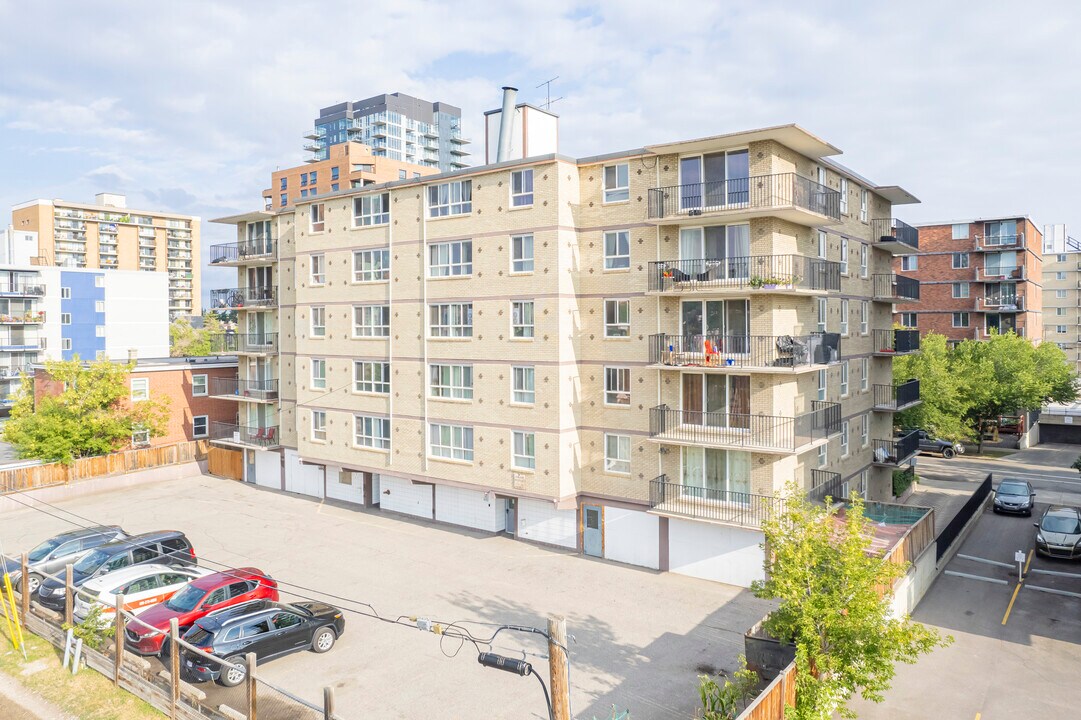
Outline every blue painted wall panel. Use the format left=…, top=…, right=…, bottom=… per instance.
left=60, top=271, right=105, bottom=361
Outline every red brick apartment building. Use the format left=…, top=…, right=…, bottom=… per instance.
left=893, top=217, right=1043, bottom=343
left=34, top=357, right=239, bottom=447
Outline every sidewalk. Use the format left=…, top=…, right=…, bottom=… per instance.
left=0, top=665, right=73, bottom=720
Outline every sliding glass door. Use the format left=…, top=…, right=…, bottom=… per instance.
left=680, top=447, right=751, bottom=501
left=678, top=225, right=750, bottom=281
left=681, top=374, right=750, bottom=429
left=679, top=151, right=750, bottom=211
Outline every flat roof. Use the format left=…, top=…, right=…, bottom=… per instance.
left=915, top=215, right=1041, bottom=229
left=646, top=123, right=841, bottom=160
left=32, top=356, right=238, bottom=371
left=11, top=198, right=199, bottom=221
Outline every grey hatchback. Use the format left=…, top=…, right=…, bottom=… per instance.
left=0, top=525, right=127, bottom=595
left=993, top=480, right=1035, bottom=516
left=1035, top=506, right=1081, bottom=560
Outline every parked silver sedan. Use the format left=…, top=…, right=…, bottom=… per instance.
left=1035, top=507, right=1081, bottom=560
left=0, top=525, right=127, bottom=594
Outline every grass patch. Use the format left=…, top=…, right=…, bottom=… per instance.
left=0, top=622, right=161, bottom=720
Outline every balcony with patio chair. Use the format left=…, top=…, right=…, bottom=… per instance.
left=872, top=329, right=920, bottom=356
left=872, top=431, right=919, bottom=466
left=648, top=254, right=840, bottom=296
left=649, top=332, right=840, bottom=373
left=209, top=422, right=280, bottom=449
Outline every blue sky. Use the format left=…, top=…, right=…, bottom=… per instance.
left=1, top=1, right=1080, bottom=304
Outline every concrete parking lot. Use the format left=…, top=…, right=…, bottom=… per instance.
left=0, top=472, right=773, bottom=719
left=852, top=449, right=1081, bottom=719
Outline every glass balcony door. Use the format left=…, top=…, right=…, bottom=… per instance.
left=984, top=220, right=1018, bottom=245
left=681, top=299, right=749, bottom=354
left=681, top=447, right=751, bottom=501
left=678, top=151, right=750, bottom=211
left=681, top=374, right=750, bottom=429
left=679, top=225, right=750, bottom=282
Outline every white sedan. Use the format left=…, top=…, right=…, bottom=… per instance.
left=74, top=564, right=209, bottom=625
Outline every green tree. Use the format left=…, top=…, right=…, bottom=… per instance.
left=169, top=312, right=225, bottom=357
left=2, top=357, right=171, bottom=463
left=893, top=333, right=971, bottom=440
left=752, top=486, right=950, bottom=719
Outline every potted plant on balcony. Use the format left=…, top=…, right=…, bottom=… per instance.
left=750, top=274, right=801, bottom=290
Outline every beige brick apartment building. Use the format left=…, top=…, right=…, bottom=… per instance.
left=1041, top=224, right=1081, bottom=371
left=208, top=122, right=921, bottom=587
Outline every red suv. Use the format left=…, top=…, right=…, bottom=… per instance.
left=124, top=567, right=278, bottom=656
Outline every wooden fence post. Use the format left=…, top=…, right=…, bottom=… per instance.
left=114, top=594, right=125, bottom=686
left=169, top=618, right=180, bottom=719
left=19, top=553, right=29, bottom=627
left=64, top=564, right=73, bottom=627
left=246, top=652, right=257, bottom=720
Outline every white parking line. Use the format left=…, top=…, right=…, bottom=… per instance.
left=1028, top=568, right=1081, bottom=580
left=1026, top=584, right=1081, bottom=599
left=944, top=570, right=1009, bottom=585
left=957, top=554, right=1013, bottom=569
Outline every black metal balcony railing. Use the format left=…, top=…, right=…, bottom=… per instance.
left=872, top=431, right=919, bottom=465
left=873, top=329, right=920, bottom=354
left=648, top=400, right=840, bottom=452
left=647, top=172, right=841, bottom=222
left=0, top=282, right=45, bottom=296
left=807, top=469, right=845, bottom=503
left=649, top=332, right=840, bottom=370
left=648, top=475, right=785, bottom=528
left=209, top=422, right=280, bottom=448
left=208, top=333, right=278, bottom=355
left=983, top=295, right=1024, bottom=311
left=872, top=273, right=920, bottom=302
left=649, top=254, right=840, bottom=294
left=870, top=218, right=919, bottom=251
left=210, top=377, right=279, bottom=400
left=209, top=238, right=275, bottom=264
left=873, top=379, right=920, bottom=411
left=210, top=286, right=277, bottom=309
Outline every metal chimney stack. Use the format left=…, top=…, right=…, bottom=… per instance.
left=495, top=86, right=518, bottom=163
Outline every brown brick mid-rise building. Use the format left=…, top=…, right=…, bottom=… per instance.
left=894, top=217, right=1043, bottom=343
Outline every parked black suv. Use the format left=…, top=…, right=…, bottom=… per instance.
left=36, top=531, right=196, bottom=611
left=181, top=600, right=345, bottom=687
left=902, top=429, right=964, bottom=459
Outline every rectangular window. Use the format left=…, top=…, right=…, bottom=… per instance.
left=62, top=338, right=72, bottom=351
left=192, top=374, right=207, bottom=397
left=280, top=177, right=287, bottom=190
left=511, top=234, right=534, bottom=273
left=841, top=420, right=850, bottom=457
left=429, top=303, right=473, bottom=337
left=1057, top=271, right=1067, bottom=280
left=817, top=298, right=827, bottom=333
left=512, top=431, right=535, bottom=469
left=300, top=173, right=308, bottom=186
left=131, top=378, right=149, bottom=402
left=952, top=252, right=969, bottom=269
left=840, top=299, right=849, bottom=336
left=310, top=171, right=317, bottom=184
left=604, top=433, right=631, bottom=475
left=354, top=361, right=390, bottom=394
left=901, top=255, right=918, bottom=271
left=1057, top=307, right=1066, bottom=316
left=512, top=366, right=535, bottom=404
left=429, top=423, right=473, bottom=461
left=839, top=177, right=849, bottom=214
left=95, top=300, right=105, bottom=313
left=1059, top=254, right=1067, bottom=262
left=604, top=299, right=630, bottom=337
left=952, top=223, right=968, bottom=239
left=353, top=248, right=390, bottom=282
left=859, top=243, right=868, bottom=278
left=95, top=326, right=105, bottom=337
left=353, top=193, right=390, bottom=226
left=817, top=369, right=827, bottom=402
left=604, top=367, right=630, bottom=406
left=510, top=169, right=534, bottom=207
left=312, top=411, right=327, bottom=442
left=331, top=167, right=340, bottom=181
left=280, top=194, right=286, bottom=207
left=901, top=312, right=917, bottom=328
left=1058, top=325, right=1068, bottom=334
left=311, top=306, right=326, bottom=337
left=430, top=364, right=473, bottom=400
left=860, top=300, right=869, bottom=335
left=429, top=240, right=473, bottom=277
left=952, top=312, right=970, bottom=328
left=427, top=180, right=472, bottom=217
left=61, top=313, right=71, bottom=325
left=859, top=189, right=868, bottom=222
left=817, top=230, right=827, bottom=259
left=840, top=239, right=849, bottom=274
left=132, top=428, right=150, bottom=447
left=860, top=357, right=869, bottom=392
left=192, top=415, right=208, bottom=439
left=818, top=443, right=828, bottom=469
left=61, top=287, right=71, bottom=299
left=311, top=358, right=326, bottom=389
left=840, top=360, right=849, bottom=397
left=604, top=230, right=630, bottom=269
left=356, top=415, right=391, bottom=450
left=300, top=189, right=308, bottom=198
left=353, top=305, right=390, bottom=337
left=310, top=203, right=325, bottom=233
left=861, top=413, right=870, bottom=447
left=952, top=283, right=969, bottom=298
left=331, top=183, right=339, bottom=192
left=511, top=301, right=534, bottom=338
left=1056, top=289, right=1068, bottom=299
left=399, top=170, right=407, bottom=180
left=603, top=164, right=630, bottom=203
left=310, top=254, right=325, bottom=284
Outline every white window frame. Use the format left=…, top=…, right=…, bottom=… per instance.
left=840, top=299, right=849, bottom=336
left=861, top=413, right=870, bottom=448
left=817, top=443, right=828, bottom=469
left=817, top=230, right=827, bottom=259
left=841, top=420, right=850, bottom=457
left=1058, top=325, right=1068, bottom=334
left=840, top=360, right=849, bottom=398
left=429, top=303, right=473, bottom=338
left=901, top=312, right=917, bottom=328
left=427, top=180, right=472, bottom=217
left=817, top=298, right=827, bottom=333
left=511, top=234, right=534, bottom=274
left=312, top=411, right=327, bottom=442
left=952, top=283, right=969, bottom=299
left=95, top=300, right=105, bottom=313
left=429, top=364, right=473, bottom=400
left=353, top=305, right=390, bottom=337
left=603, top=163, right=630, bottom=203
left=953, top=312, right=969, bottom=328
left=510, top=169, right=534, bottom=207
left=901, top=255, right=918, bottom=272
left=354, top=361, right=390, bottom=394
left=61, top=287, right=71, bottom=299
left=61, top=313, right=71, bottom=325
left=131, top=427, right=150, bottom=447
left=952, top=223, right=968, bottom=240
left=353, top=193, right=390, bottom=226
left=603, top=230, right=630, bottom=270
left=429, top=422, right=473, bottom=461
left=604, top=433, right=631, bottom=475
left=311, top=358, right=326, bottom=390
left=840, top=238, right=849, bottom=274
left=62, top=338, right=72, bottom=351
left=817, top=369, right=827, bottom=401
left=604, top=299, right=630, bottom=338
left=95, top=325, right=105, bottom=337
left=512, top=366, right=535, bottom=404
left=95, top=275, right=105, bottom=288
left=130, top=378, right=149, bottom=402
left=952, top=252, right=969, bottom=269
left=859, top=189, right=868, bottom=222
left=355, top=415, right=391, bottom=450
left=604, top=366, right=631, bottom=406
left=860, top=357, right=869, bottom=392
left=310, top=203, right=325, bottom=233
left=311, top=306, right=326, bottom=337
left=353, top=248, right=390, bottom=282
left=512, top=431, right=535, bottom=470
left=839, top=177, right=849, bottom=214
left=511, top=301, right=534, bottom=339
left=429, top=240, right=473, bottom=277
left=859, top=243, right=868, bottom=278
left=310, top=253, right=325, bottom=285
left=1056, top=289, right=1068, bottom=299
left=191, top=374, right=208, bottom=397
left=192, top=415, right=208, bottom=439
left=860, top=300, right=868, bottom=335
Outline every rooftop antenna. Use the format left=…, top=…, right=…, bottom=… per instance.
left=536, top=77, right=564, bottom=111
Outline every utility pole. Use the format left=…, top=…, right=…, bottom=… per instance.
left=547, top=616, right=570, bottom=720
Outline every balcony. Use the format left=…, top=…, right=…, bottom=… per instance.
left=649, top=332, right=840, bottom=373
left=982, top=294, right=1024, bottom=312
left=647, top=172, right=841, bottom=226
left=210, top=377, right=279, bottom=402
left=648, top=475, right=785, bottom=528
left=209, top=333, right=277, bottom=355
left=648, top=255, right=840, bottom=295
left=211, top=287, right=277, bottom=310
left=872, top=274, right=920, bottom=302
left=209, top=422, right=280, bottom=449
left=0, top=282, right=45, bottom=297
left=872, top=431, right=919, bottom=466
left=209, top=238, right=275, bottom=266
left=873, top=329, right=920, bottom=356
left=303, top=143, right=321, bottom=153
left=0, top=311, right=45, bottom=325
left=0, top=363, right=33, bottom=380
left=807, top=470, right=845, bottom=503
left=648, top=401, right=840, bottom=454
left=0, top=338, right=42, bottom=352
left=869, top=218, right=919, bottom=254
left=974, top=233, right=1025, bottom=252
left=977, top=265, right=1025, bottom=281
left=873, top=379, right=921, bottom=412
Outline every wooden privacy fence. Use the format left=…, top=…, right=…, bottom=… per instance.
left=207, top=446, right=244, bottom=481
left=738, top=661, right=796, bottom=720
left=0, top=440, right=209, bottom=493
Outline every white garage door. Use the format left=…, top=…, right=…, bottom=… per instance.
left=668, top=519, right=765, bottom=587
left=518, top=498, right=576, bottom=549
left=380, top=476, right=433, bottom=519
left=284, top=449, right=325, bottom=498
left=603, top=507, right=660, bottom=569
